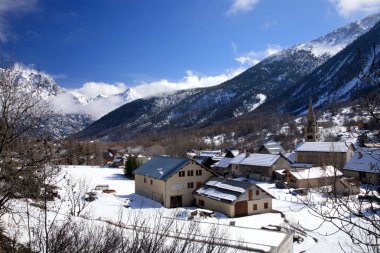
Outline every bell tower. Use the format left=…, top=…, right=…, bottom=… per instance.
left=304, top=97, right=319, bottom=142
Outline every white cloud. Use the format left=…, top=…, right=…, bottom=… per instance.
left=75, top=82, right=127, bottom=98
left=0, top=0, right=38, bottom=42
left=330, top=0, right=380, bottom=17
left=131, top=68, right=245, bottom=98
left=53, top=68, right=246, bottom=119
left=227, top=0, right=260, bottom=15
left=235, top=44, right=283, bottom=66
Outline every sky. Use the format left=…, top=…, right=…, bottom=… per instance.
left=1, top=0, right=380, bottom=96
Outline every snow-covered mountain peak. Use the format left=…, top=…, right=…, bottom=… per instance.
left=10, top=63, right=63, bottom=98
left=117, top=87, right=140, bottom=102
left=295, top=13, right=380, bottom=57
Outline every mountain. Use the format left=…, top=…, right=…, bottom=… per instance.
left=7, top=62, right=151, bottom=138
left=75, top=14, right=380, bottom=141
left=4, top=64, right=93, bottom=139
left=274, top=20, right=380, bottom=114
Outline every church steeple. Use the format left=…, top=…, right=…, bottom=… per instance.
left=307, top=96, right=315, bottom=123
left=304, top=97, right=319, bottom=142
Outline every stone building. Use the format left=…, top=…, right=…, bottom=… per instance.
left=295, top=142, right=355, bottom=170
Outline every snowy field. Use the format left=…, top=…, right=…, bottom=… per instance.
left=59, top=166, right=361, bottom=252
left=4, top=165, right=369, bottom=252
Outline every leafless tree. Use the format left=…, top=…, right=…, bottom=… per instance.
left=64, top=175, right=91, bottom=217
left=24, top=208, right=241, bottom=253
left=294, top=45, right=380, bottom=252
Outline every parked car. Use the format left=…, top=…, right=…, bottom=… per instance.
left=94, top=184, right=109, bottom=191
left=358, top=192, right=380, bottom=203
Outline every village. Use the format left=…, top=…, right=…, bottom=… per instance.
left=42, top=98, right=379, bottom=253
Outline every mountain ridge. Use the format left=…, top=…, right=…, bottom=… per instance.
left=75, top=13, right=380, bottom=141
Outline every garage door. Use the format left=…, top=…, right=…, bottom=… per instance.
left=234, top=201, right=248, bottom=217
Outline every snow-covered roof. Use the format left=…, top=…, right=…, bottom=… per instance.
left=199, top=150, right=222, bottom=157
left=343, top=150, right=380, bottom=173
left=205, top=180, right=246, bottom=193
left=287, top=166, right=342, bottom=180
left=283, top=152, right=296, bottom=163
left=296, top=142, right=353, bottom=153
left=260, top=143, right=286, bottom=155
left=196, top=177, right=254, bottom=203
left=230, top=153, right=281, bottom=167
left=214, top=157, right=234, bottom=168
left=196, top=187, right=238, bottom=202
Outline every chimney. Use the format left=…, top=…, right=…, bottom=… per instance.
left=245, top=151, right=250, bottom=158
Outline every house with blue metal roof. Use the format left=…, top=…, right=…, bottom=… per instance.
left=134, top=156, right=216, bottom=208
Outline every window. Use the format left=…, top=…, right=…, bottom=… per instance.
left=150, top=179, right=153, bottom=185
left=188, top=182, right=194, bottom=188
left=144, top=177, right=146, bottom=183
left=179, top=171, right=185, bottom=177
left=196, top=169, right=202, bottom=176
left=249, top=190, right=253, bottom=200
left=256, top=189, right=260, bottom=195
left=253, top=204, right=257, bottom=210
left=187, top=170, right=194, bottom=176
left=199, top=199, right=205, bottom=206
left=264, top=203, right=268, bottom=209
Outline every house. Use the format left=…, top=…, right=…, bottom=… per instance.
left=230, top=153, right=291, bottom=181
left=103, top=148, right=118, bottom=164
left=213, top=157, right=234, bottom=176
left=283, top=165, right=343, bottom=189
left=192, top=156, right=216, bottom=169
left=133, top=156, right=216, bottom=208
left=295, top=142, right=355, bottom=170
left=334, top=178, right=361, bottom=196
left=258, top=143, right=286, bottom=155
left=193, top=177, right=273, bottom=217
left=343, top=149, right=380, bottom=185
left=111, top=157, right=124, bottom=168
left=212, top=150, right=239, bottom=175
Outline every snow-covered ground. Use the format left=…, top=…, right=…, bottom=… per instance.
left=4, top=165, right=373, bottom=252
left=64, top=166, right=364, bottom=252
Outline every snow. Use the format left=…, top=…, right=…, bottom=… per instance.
left=196, top=187, right=237, bottom=202
left=214, top=157, right=234, bottom=168
left=3, top=165, right=374, bottom=253
left=296, top=42, right=345, bottom=57
left=288, top=166, right=343, bottom=180
left=344, top=150, right=380, bottom=173
left=248, top=93, right=267, bottom=112
left=231, top=153, right=280, bottom=167
left=205, top=180, right=246, bottom=193
left=296, top=141, right=352, bottom=152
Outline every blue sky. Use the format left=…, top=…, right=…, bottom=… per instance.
left=1, top=0, right=380, bottom=92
